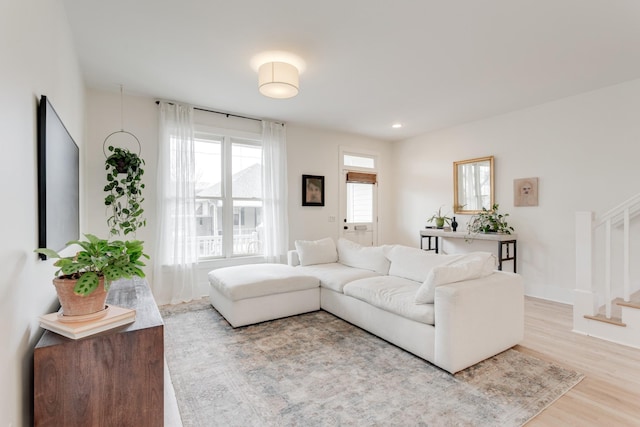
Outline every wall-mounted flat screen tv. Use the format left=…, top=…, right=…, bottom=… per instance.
left=37, top=95, right=80, bottom=258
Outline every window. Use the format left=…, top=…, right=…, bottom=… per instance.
left=194, top=133, right=263, bottom=259
left=344, top=153, right=375, bottom=169
left=347, top=182, right=374, bottom=223
left=344, top=157, right=377, bottom=224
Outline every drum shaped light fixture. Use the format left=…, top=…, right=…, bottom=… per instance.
left=258, top=61, right=299, bottom=99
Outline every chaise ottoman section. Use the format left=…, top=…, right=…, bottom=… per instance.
left=208, top=264, right=320, bottom=327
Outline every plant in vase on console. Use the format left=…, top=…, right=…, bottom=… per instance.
left=467, top=203, right=514, bottom=235
left=35, top=234, right=149, bottom=318
left=427, top=205, right=452, bottom=229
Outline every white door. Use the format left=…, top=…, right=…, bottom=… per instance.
left=339, top=149, right=378, bottom=246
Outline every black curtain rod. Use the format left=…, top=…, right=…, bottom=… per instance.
left=155, top=100, right=261, bottom=122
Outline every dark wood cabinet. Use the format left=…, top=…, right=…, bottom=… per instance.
left=34, top=278, right=164, bottom=427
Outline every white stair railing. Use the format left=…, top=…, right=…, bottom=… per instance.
left=595, top=192, right=640, bottom=227
left=604, top=217, right=612, bottom=317
left=623, top=208, right=630, bottom=301
left=575, top=193, right=640, bottom=332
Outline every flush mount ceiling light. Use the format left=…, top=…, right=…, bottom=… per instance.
left=252, top=51, right=305, bottom=99
left=258, top=61, right=299, bottom=99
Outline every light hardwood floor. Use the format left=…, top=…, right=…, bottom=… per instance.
left=517, top=297, right=640, bottom=426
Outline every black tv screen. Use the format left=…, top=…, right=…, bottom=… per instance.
left=37, top=95, right=80, bottom=258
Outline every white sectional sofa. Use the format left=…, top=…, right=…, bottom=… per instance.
left=287, top=238, right=524, bottom=374
left=208, top=237, right=524, bottom=374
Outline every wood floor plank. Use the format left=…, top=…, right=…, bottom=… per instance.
left=517, top=297, right=640, bottom=426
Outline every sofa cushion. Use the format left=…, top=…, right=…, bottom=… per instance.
left=298, top=263, right=380, bottom=293
left=414, top=252, right=497, bottom=304
left=385, top=245, right=463, bottom=283
left=337, top=238, right=391, bottom=274
left=294, top=237, right=338, bottom=266
left=208, top=264, right=320, bottom=301
left=343, top=276, right=435, bottom=325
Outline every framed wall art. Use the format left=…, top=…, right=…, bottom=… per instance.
left=514, top=177, right=538, bottom=206
left=302, top=175, right=324, bottom=206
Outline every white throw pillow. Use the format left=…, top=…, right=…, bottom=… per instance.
left=414, top=252, right=497, bottom=304
left=385, top=245, right=463, bottom=283
left=337, top=238, right=391, bottom=274
left=294, top=237, right=338, bottom=266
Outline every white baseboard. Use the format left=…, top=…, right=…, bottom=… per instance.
left=525, top=283, right=573, bottom=305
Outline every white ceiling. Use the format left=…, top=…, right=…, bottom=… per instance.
left=61, top=0, right=640, bottom=141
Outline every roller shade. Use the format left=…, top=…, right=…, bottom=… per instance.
left=346, top=172, right=377, bottom=184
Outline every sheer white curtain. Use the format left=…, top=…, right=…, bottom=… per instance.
left=261, top=121, right=289, bottom=263
left=153, top=101, right=199, bottom=304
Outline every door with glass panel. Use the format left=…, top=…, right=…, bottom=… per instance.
left=340, top=150, right=377, bottom=246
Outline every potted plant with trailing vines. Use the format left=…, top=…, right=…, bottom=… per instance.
left=35, top=234, right=149, bottom=318
left=104, top=145, right=146, bottom=236
left=466, top=203, right=514, bottom=240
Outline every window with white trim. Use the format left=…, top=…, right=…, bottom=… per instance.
left=346, top=171, right=377, bottom=223
left=194, top=132, right=263, bottom=259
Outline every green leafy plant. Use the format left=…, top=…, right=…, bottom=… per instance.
left=467, top=203, right=514, bottom=235
left=427, top=205, right=452, bottom=228
left=104, top=146, right=146, bottom=236
left=34, top=234, right=149, bottom=296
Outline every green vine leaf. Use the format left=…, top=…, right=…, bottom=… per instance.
left=104, top=147, right=146, bottom=236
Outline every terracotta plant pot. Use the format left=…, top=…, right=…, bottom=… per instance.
left=53, top=276, right=108, bottom=317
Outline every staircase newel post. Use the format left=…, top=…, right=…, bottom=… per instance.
left=624, top=208, right=630, bottom=302
left=574, top=211, right=596, bottom=334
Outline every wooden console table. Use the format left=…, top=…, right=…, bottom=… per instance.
left=420, top=229, right=517, bottom=273
left=34, top=278, right=164, bottom=427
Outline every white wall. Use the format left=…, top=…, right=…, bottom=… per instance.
left=90, top=79, right=640, bottom=307
left=286, top=125, right=394, bottom=247
left=0, top=1, right=85, bottom=425
left=392, top=79, right=640, bottom=303
left=83, top=92, right=393, bottom=302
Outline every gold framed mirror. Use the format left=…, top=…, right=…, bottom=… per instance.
left=453, top=156, right=494, bottom=214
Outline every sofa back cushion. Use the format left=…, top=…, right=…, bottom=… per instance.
left=385, top=245, right=463, bottom=283
left=294, top=237, right=338, bottom=266
left=337, top=238, right=391, bottom=274
left=414, top=252, right=497, bottom=304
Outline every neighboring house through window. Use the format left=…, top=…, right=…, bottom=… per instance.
left=194, top=129, right=263, bottom=259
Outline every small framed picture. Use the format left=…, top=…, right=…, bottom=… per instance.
left=302, top=175, right=324, bottom=206
left=514, top=177, right=539, bottom=206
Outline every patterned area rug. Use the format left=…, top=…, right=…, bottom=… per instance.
left=161, top=299, right=583, bottom=427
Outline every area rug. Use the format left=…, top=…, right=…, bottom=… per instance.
left=161, top=299, right=583, bottom=427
